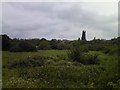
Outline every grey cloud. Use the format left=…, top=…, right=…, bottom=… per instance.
left=2, top=2, right=118, bottom=40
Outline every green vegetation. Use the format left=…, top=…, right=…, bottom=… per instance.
left=38, top=40, right=51, bottom=50
left=1, top=34, right=119, bottom=88
left=68, top=44, right=99, bottom=65
left=2, top=50, right=119, bottom=88
left=10, top=41, right=37, bottom=52
left=2, top=34, right=12, bottom=51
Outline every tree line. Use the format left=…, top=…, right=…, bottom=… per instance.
left=1, top=34, right=119, bottom=55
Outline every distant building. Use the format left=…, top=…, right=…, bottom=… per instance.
left=81, top=30, right=86, bottom=41
left=94, top=37, right=96, bottom=40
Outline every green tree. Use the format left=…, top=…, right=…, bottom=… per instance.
left=2, top=34, right=12, bottom=51
left=38, top=41, right=50, bottom=50
left=50, top=39, right=58, bottom=49
left=10, top=41, right=37, bottom=52
left=57, top=43, right=66, bottom=50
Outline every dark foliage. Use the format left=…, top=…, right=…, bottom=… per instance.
left=82, top=53, right=99, bottom=65
left=38, top=40, right=50, bottom=50
left=68, top=46, right=83, bottom=62
left=2, top=34, right=12, bottom=51
left=68, top=47, right=99, bottom=65
left=10, top=41, right=37, bottom=52
left=68, top=41, right=99, bottom=65
left=1, top=34, right=119, bottom=54
left=10, top=45, right=23, bottom=52
left=6, top=56, right=46, bottom=69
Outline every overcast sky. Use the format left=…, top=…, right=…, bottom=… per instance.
left=2, top=2, right=118, bottom=40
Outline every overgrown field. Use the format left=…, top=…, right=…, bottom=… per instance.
left=2, top=50, right=119, bottom=88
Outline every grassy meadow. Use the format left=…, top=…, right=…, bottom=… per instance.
left=1, top=2, right=119, bottom=89
left=2, top=50, right=119, bottom=88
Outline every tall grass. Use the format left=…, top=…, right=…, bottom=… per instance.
left=68, top=46, right=99, bottom=65
left=2, top=50, right=119, bottom=88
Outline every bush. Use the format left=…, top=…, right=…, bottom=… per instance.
left=38, top=41, right=50, bottom=50
left=2, top=34, right=12, bottom=51
left=10, top=45, right=22, bottom=52
left=7, top=56, right=46, bottom=69
left=10, top=41, right=37, bottom=52
left=109, top=47, right=118, bottom=55
left=68, top=43, right=99, bottom=65
left=83, top=53, right=99, bottom=65
left=68, top=46, right=83, bottom=62
left=19, top=41, right=37, bottom=52
left=102, top=47, right=110, bottom=54
left=57, top=43, right=66, bottom=50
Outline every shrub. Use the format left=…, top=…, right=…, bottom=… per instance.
left=57, top=43, right=67, bottom=50
left=68, top=46, right=83, bottom=62
left=102, top=47, right=110, bottom=54
left=10, top=41, right=37, bottom=52
left=68, top=43, right=99, bottom=65
left=19, top=41, right=37, bottom=52
left=7, top=56, right=46, bottom=69
left=38, top=41, right=50, bottom=50
left=2, top=34, right=12, bottom=51
left=10, top=45, right=22, bottom=52
left=80, top=44, right=89, bottom=52
left=109, top=47, right=118, bottom=55
left=83, top=53, right=99, bottom=65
